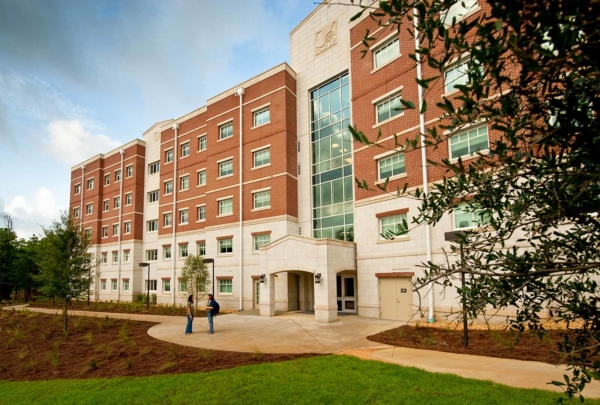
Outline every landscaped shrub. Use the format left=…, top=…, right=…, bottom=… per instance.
left=151, top=294, right=157, bottom=305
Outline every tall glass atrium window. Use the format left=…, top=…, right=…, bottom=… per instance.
left=310, top=73, right=354, bottom=241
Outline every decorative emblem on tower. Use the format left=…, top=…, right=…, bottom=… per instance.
left=315, top=20, right=337, bottom=56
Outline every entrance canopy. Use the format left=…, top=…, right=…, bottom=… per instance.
left=258, top=235, right=356, bottom=323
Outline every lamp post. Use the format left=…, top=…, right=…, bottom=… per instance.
left=202, top=258, right=215, bottom=295
left=139, top=262, right=150, bottom=311
left=444, top=231, right=469, bottom=348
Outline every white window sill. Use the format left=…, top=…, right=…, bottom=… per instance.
left=180, top=155, right=189, bottom=160
left=217, top=174, right=233, bottom=180
left=147, top=201, right=158, bottom=205
left=251, top=163, right=271, bottom=171
left=163, top=225, right=172, bottom=229
left=197, top=149, right=206, bottom=154
left=180, top=188, right=189, bottom=193
left=196, top=219, right=206, bottom=223
left=125, top=204, right=132, bottom=207
left=377, top=235, right=410, bottom=244
left=251, top=121, right=271, bottom=130
left=180, top=222, right=189, bottom=226
left=441, top=88, right=461, bottom=98
left=218, top=292, right=233, bottom=295
left=164, top=192, right=173, bottom=197
left=126, top=176, right=133, bottom=179
left=124, top=232, right=131, bottom=235
left=375, top=172, right=407, bottom=185
left=197, top=184, right=206, bottom=188
left=251, top=206, right=271, bottom=212
left=217, top=213, right=233, bottom=218
left=165, top=161, right=173, bottom=165
left=371, top=53, right=402, bottom=74
left=217, top=136, right=233, bottom=143
left=449, top=149, right=490, bottom=164
left=218, top=253, right=234, bottom=257
left=372, top=112, right=404, bottom=129
left=444, top=6, right=482, bottom=27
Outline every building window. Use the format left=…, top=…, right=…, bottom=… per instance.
left=165, top=180, right=173, bottom=195
left=444, top=59, right=482, bottom=94
left=101, top=252, right=107, bottom=264
left=148, top=190, right=159, bottom=203
left=218, top=199, right=233, bottom=216
left=114, top=196, right=120, bottom=209
left=253, top=148, right=270, bottom=168
left=179, top=279, right=188, bottom=292
left=112, top=252, right=119, bottom=263
left=103, top=200, right=109, bottom=212
left=443, top=0, right=478, bottom=26
left=102, top=226, right=108, bottom=238
left=87, top=178, right=94, bottom=190
left=378, top=153, right=405, bottom=180
left=197, top=171, right=207, bottom=186
left=112, top=279, right=118, bottom=290
left=147, top=220, right=158, bottom=232
left=454, top=204, right=490, bottom=230
left=124, top=251, right=130, bottom=262
left=219, top=160, right=233, bottom=177
left=180, top=176, right=189, bottom=191
left=180, top=209, right=189, bottom=224
left=165, top=149, right=173, bottom=163
left=85, top=228, right=92, bottom=239
left=219, top=239, right=233, bottom=254
left=374, top=37, right=400, bottom=69
left=125, top=193, right=132, bottom=206
left=113, top=224, right=119, bottom=236
left=253, top=234, right=270, bottom=251
left=73, top=207, right=80, bottom=218
left=180, top=244, right=188, bottom=258
left=148, top=161, right=160, bottom=175
left=253, top=191, right=271, bottom=209
left=104, top=174, right=110, bottom=186
left=124, top=222, right=131, bottom=234
left=197, top=242, right=206, bottom=256
left=126, top=165, right=133, bottom=178
left=376, top=93, right=402, bottom=123
left=115, top=170, right=121, bottom=182
left=101, top=280, right=107, bottom=290
left=163, top=279, right=171, bottom=292
left=449, top=126, right=489, bottom=159
left=164, top=213, right=172, bottom=227
left=219, top=122, right=233, bottom=140
left=198, top=136, right=207, bottom=151
left=146, top=280, right=157, bottom=291
left=181, top=142, right=190, bottom=157
left=197, top=206, right=206, bottom=221
left=381, top=214, right=408, bottom=238
left=164, top=246, right=171, bottom=259
left=146, top=249, right=158, bottom=261
left=219, top=279, right=233, bottom=294
left=86, top=203, right=93, bottom=215
left=253, top=108, right=270, bottom=127
left=74, top=184, right=81, bottom=195
left=123, top=279, right=130, bottom=291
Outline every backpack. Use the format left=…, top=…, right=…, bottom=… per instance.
left=213, top=300, right=220, bottom=315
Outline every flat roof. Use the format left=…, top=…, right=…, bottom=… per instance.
left=70, top=138, right=145, bottom=172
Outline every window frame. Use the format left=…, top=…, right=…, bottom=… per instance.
left=219, top=122, right=233, bottom=140
left=103, top=200, right=109, bottom=212
left=197, top=205, right=206, bottom=221
left=197, top=242, right=206, bottom=256
left=87, top=178, right=94, bottom=190
left=180, top=209, right=189, bottom=225
left=115, top=170, right=121, bottom=182
left=198, top=136, right=207, bottom=151
left=253, top=107, right=270, bottom=127
left=380, top=213, right=409, bottom=239
left=164, top=180, right=173, bottom=195
left=219, top=239, right=233, bottom=255
left=197, top=170, right=207, bottom=186
left=377, top=152, right=406, bottom=181
left=448, top=124, right=489, bottom=161
left=164, top=246, right=171, bottom=259
left=146, top=249, right=158, bottom=262
left=453, top=203, right=491, bottom=230
left=102, top=226, right=108, bottom=239
left=125, top=192, right=132, bottom=206
left=165, top=149, right=174, bottom=163
left=126, top=165, right=133, bottom=178
left=146, top=280, right=157, bottom=291
left=181, top=142, right=190, bottom=158
left=164, top=212, right=172, bottom=227
left=253, top=190, right=271, bottom=210
left=218, top=198, right=233, bottom=216
left=114, top=196, right=120, bottom=209
left=375, top=93, right=403, bottom=124
left=147, top=219, right=159, bottom=233
left=373, top=36, right=400, bottom=70
left=179, top=244, right=189, bottom=258
left=112, top=251, right=119, bottom=263
left=147, top=190, right=159, bottom=204
left=218, top=159, right=233, bottom=178
left=180, top=175, right=189, bottom=191
left=219, top=279, right=233, bottom=294
left=74, top=184, right=81, bottom=195
left=253, top=148, right=271, bottom=168
left=104, top=174, right=110, bottom=186
left=253, top=234, right=271, bottom=252
left=113, top=224, right=119, bottom=236
left=101, top=252, right=108, bottom=264
left=124, top=221, right=131, bottom=234
left=148, top=161, right=160, bottom=175
left=86, top=203, right=93, bottom=215
left=123, top=279, right=130, bottom=291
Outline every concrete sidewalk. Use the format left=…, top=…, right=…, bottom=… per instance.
left=3, top=304, right=599, bottom=397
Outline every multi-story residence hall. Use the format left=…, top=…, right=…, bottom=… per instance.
left=70, top=1, right=493, bottom=323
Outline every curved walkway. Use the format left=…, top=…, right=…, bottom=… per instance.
left=3, top=305, right=599, bottom=397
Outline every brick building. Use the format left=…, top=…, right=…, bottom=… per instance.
left=70, top=1, right=496, bottom=322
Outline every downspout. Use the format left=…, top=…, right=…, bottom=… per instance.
left=413, top=7, right=435, bottom=323
left=171, top=123, right=179, bottom=304
left=117, top=149, right=124, bottom=301
left=235, top=87, right=244, bottom=311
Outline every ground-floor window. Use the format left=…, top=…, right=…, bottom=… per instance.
left=145, top=280, right=157, bottom=291
left=179, top=279, right=187, bottom=292
left=101, top=280, right=107, bottom=290
left=219, top=239, right=233, bottom=254
left=253, top=234, right=270, bottom=251
left=163, top=279, right=171, bottom=292
left=123, top=279, right=129, bottom=291
left=219, top=279, right=233, bottom=294
left=111, top=279, right=118, bottom=291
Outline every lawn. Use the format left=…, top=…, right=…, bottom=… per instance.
left=0, top=355, right=594, bottom=405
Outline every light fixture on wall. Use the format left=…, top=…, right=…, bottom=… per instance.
left=314, top=273, right=322, bottom=284
left=259, top=274, right=265, bottom=284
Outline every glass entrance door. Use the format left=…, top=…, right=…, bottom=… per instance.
left=255, top=281, right=260, bottom=308
left=341, top=275, right=357, bottom=313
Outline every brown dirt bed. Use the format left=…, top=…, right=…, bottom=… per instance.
left=0, top=310, right=318, bottom=381
left=368, top=324, right=590, bottom=365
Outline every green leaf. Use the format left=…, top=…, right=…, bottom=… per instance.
left=420, top=99, right=427, bottom=114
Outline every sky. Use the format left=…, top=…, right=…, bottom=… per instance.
left=0, top=0, right=317, bottom=239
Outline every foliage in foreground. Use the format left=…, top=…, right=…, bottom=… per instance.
left=0, top=355, right=589, bottom=405
left=349, top=0, right=600, bottom=398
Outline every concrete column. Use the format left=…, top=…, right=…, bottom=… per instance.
left=314, top=270, right=338, bottom=323
left=299, top=273, right=307, bottom=311
left=260, top=274, right=276, bottom=317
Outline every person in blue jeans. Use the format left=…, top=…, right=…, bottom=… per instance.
left=185, top=294, right=194, bottom=335
left=206, top=293, right=216, bottom=334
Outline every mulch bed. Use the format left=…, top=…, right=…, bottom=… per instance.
left=368, top=324, right=583, bottom=364
left=0, top=310, right=318, bottom=381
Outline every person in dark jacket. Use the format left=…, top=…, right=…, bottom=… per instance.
left=185, top=294, right=194, bottom=335
left=206, top=293, right=216, bottom=334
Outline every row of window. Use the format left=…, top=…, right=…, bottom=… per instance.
left=74, top=166, right=134, bottom=195
left=74, top=191, right=135, bottom=218
left=101, top=278, right=233, bottom=295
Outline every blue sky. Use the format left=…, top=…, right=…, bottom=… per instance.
left=0, top=0, right=317, bottom=238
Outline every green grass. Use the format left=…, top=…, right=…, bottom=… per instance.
left=0, top=355, right=594, bottom=405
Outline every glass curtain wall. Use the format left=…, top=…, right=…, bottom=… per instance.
left=310, top=74, right=354, bottom=241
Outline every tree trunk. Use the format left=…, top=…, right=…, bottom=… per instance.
left=63, top=298, right=68, bottom=333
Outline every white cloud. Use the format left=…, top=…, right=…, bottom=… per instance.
left=3, top=187, right=61, bottom=238
left=44, top=120, right=121, bottom=166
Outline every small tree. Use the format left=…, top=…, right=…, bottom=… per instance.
left=0, top=215, right=17, bottom=303
left=36, top=211, right=96, bottom=332
left=180, top=254, right=210, bottom=312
